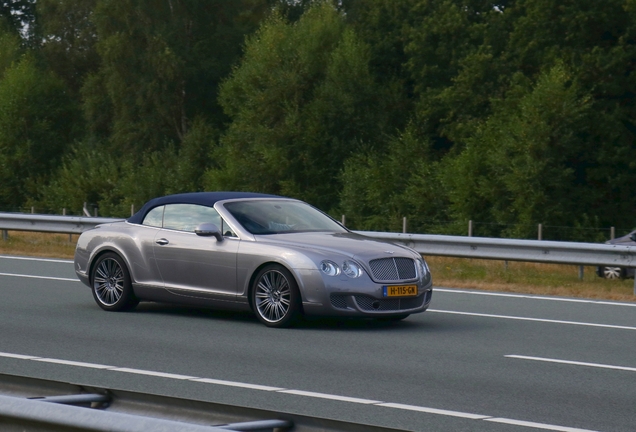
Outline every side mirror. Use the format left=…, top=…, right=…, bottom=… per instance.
left=195, top=223, right=223, bottom=242
left=630, top=232, right=636, bottom=242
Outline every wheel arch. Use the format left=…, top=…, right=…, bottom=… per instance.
left=246, top=261, right=304, bottom=314
left=88, top=247, right=132, bottom=285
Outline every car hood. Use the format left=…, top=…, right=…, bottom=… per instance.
left=253, top=231, right=419, bottom=262
left=605, top=232, right=636, bottom=246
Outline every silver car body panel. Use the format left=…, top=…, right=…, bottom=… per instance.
left=74, top=197, right=433, bottom=319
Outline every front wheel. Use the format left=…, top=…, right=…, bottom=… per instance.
left=251, top=265, right=301, bottom=328
left=91, top=252, right=139, bottom=311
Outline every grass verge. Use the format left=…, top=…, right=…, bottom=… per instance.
left=426, top=256, right=635, bottom=302
left=1, top=231, right=634, bottom=302
left=0, top=231, right=77, bottom=259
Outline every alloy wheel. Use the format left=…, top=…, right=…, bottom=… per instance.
left=255, top=270, right=292, bottom=323
left=93, top=258, right=125, bottom=306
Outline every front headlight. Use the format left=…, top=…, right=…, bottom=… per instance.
left=417, top=259, right=429, bottom=279
left=342, top=260, right=363, bottom=278
left=320, top=260, right=340, bottom=276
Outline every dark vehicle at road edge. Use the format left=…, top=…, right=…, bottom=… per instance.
left=596, top=231, right=636, bottom=279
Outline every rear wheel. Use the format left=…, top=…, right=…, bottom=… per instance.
left=251, top=265, right=301, bottom=328
left=91, top=252, right=139, bottom=311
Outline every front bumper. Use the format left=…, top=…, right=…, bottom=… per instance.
left=299, top=269, right=433, bottom=317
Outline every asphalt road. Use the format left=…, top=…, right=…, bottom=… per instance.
left=1, top=254, right=635, bottom=431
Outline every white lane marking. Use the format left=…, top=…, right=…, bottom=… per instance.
left=376, top=402, right=488, bottom=419
left=32, top=358, right=113, bottom=369
left=485, top=417, right=595, bottom=432
left=113, top=368, right=197, bottom=380
left=429, top=309, right=636, bottom=331
left=0, top=272, right=79, bottom=282
left=0, top=351, right=600, bottom=432
left=0, top=255, right=72, bottom=264
left=0, top=352, right=38, bottom=360
left=506, top=355, right=636, bottom=373
left=435, top=288, right=636, bottom=307
left=191, top=378, right=284, bottom=391
left=278, top=390, right=381, bottom=404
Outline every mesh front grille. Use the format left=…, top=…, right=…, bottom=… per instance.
left=353, top=294, right=425, bottom=311
left=330, top=294, right=348, bottom=310
left=368, top=257, right=416, bottom=281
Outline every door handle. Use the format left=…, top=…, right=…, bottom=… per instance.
left=156, top=238, right=169, bottom=245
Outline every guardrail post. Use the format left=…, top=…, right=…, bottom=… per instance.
left=131, top=204, right=135, bottom=216
left=578, top=266, right=584, bottom=280
left=402, top=217, right=407, bottom=234
left=468, top=220, right=473, bottom=237
left=62, top=209, right=72, bottom=242
left=633, top=274, right=636, bottom=296
left=538, top=224, right=543, bottom=240
left=31, top=207, right=34, bottom=214
left=94, top=207, right=98, bottom=217
left=341, top=215, right=345, bottom=226
left=1, top=229, right=7, bottom=241
left=611, top=226, right=615, bottom=240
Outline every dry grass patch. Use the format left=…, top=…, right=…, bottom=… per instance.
left=0, top=231, right=77, bottom=259
left=426, top=256, right=636, bottom=302
left=1, top=232, right=634, bottom=302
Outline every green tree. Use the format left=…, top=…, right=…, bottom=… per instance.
left=209, top=2, right=387, bottom=210
left=0, top=26, right=21, bottom=75
left=0, top=54, right=77, bottom=209
left=445, top=64, right=598, bottom=239
left=340, top=127, right=448, bottom=233
left=35, top=0, right=99, bottom=96
left=0, top=0, right=36, bottom=40
left=82, top=0, right=271, bottom=153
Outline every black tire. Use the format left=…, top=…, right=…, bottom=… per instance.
left=251, top=264, right=302, bottom=328
left=90, top=252, right=139, bottom=312
left=377, top=314, right=410, bottom=322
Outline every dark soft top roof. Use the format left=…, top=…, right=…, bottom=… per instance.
left=127, top=192, right=281, bottom=224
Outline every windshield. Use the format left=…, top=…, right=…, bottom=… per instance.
left=224, top=200, right=346, bottom=235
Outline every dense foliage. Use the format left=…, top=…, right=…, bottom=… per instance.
left=1, top=0, right=635, bottom=240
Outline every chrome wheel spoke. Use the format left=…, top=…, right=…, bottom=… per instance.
left=93, top=258, right=125, bottom=306
left=255, top=270, right=292, bottom=323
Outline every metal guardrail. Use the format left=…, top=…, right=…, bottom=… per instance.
left=355, top=231, right=636, bottom=268
left=0, top=213, right=124, bottom=234
left=0, top=373, right=398, bottom=432
left=2, top=212, right=636, bottom=293
left=354, top=231, right=636, bottom=295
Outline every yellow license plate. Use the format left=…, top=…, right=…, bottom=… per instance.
left=383, top=285, right=418, bottom=297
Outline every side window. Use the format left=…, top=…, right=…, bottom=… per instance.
left=142, top=206, right=164, bottom=227
left=163, top=204, right=222, bottom=232
left=221, top=220, right=237, bottom=237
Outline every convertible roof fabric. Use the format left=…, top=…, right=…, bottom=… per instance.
left=127, top=192, right=281, bottom=224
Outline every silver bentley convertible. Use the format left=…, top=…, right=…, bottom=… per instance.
left=74, top=192, right=433, bottom=327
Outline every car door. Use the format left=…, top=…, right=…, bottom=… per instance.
left=153, top=203, right=239, bottom=298
left=132, top=205, right=164, bottom=288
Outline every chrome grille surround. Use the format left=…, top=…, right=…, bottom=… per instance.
left=368, top=257, right=417, bottom=282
